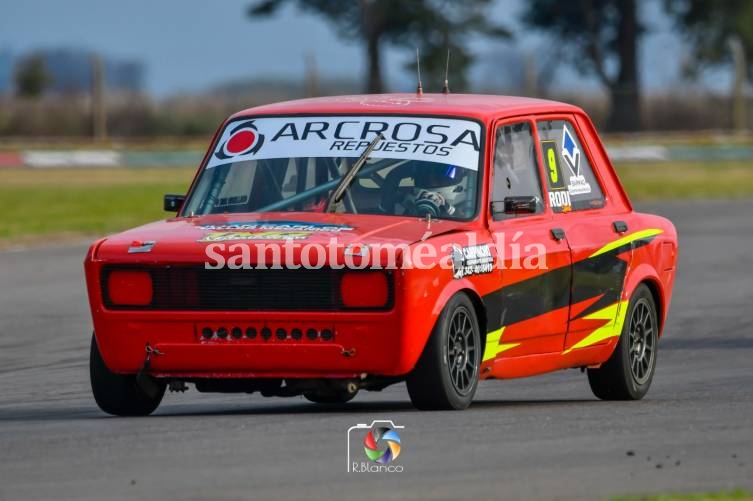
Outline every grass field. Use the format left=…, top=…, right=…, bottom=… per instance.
left=616, top=162, right=753, bottom=200
left=1, top=161, right=752, bottom=247
left=0, top=167, right=195, bottom=247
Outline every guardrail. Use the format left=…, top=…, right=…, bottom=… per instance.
left=0, top=150, right=204, bottom=168
left=1, top=144, right=753, bottom=168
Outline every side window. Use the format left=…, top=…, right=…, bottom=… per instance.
left=492, top=121, right=544, bottom=214
left=537, top=119, right=605, bottom=212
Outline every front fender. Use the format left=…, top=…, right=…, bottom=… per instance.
left=396, top=265, right=484, bottom=375
left=430, top=277, right=482, bottom=317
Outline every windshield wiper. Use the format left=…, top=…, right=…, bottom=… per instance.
left=325, top=133, right=384, bottom=213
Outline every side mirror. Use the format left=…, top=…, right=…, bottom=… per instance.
left=164, top=194, right=185, bottom=212
left=491, top=196, right=539, bottom=219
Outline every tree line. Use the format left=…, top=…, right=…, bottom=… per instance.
left=249, top=0, right=753, bottom=132
left=11, top=1, right=752, bottom=132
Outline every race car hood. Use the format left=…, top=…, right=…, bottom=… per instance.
left=93, top=212, right=470, bottom=265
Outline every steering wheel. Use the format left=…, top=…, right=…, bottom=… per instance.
left=412, top=192, right=443, bottom=218
left=379, top=163, right=416, bottom=215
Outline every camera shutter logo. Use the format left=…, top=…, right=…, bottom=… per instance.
left=363, top=427, right=401, bottom=464
left=347, top=420, right=405, bottom=472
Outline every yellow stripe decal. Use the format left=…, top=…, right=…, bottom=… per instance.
left=563, top=299, right=630, bottom=354
left=482, top=327, right=520, bottom=362
left=589, top=229, right=664, bottom=258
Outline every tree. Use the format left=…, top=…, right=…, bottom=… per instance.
left=665, top=0, right=753, bottom=130
left=664, top=0, right=753, bottom=79
left=403, top=2, right=509, bottom=92
left=14, top=54, right=52, bottom=98
left=248, top=0, right=507, bottom=93
left=523, top=0, right=643, bottom=132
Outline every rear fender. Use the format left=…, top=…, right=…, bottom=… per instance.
left=623, top=262, right=667, bottom=336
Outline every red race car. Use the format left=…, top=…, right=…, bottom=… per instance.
left=84, top=94, right=677, bottom=415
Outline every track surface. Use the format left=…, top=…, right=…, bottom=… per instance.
left=1, top=200, right=752, bottom=501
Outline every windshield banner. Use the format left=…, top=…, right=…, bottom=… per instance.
left=206, top=116, right=482, bottom=171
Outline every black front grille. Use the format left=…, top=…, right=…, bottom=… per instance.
left=101, top=265, right=393, bottom=312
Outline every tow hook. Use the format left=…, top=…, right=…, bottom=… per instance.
left=137, top=344, right=164, bottom=399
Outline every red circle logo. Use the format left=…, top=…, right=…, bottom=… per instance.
left=226, top=130, right=257, bottom=154
left=214, top=120, right=265, bottom=161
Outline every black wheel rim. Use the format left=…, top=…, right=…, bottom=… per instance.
left=446, top=306, right=478, bottom=395
left=628, top=299, right=655, bottom=385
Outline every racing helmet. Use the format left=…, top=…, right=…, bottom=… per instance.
left=404, top=161, right=469, bottom=217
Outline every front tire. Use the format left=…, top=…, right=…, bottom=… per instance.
left=587, top=284, right=658, bottom=400
left=407, top=293, right=481, bottom=410
left=90, top=334, right=165, bottom=416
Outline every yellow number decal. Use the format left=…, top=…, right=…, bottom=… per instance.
left=547, top=148, right=558, bottom=184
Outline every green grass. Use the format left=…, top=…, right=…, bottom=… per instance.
left=0, top=167, right=195, bottom=247
left=612, top=490, right=753, bottom=501
left=616, top=161, right=753, bottom=201
left=1, top=161, right=753, bottom=246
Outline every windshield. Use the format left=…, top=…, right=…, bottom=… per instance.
left=183, top=115, right=483, bottom=220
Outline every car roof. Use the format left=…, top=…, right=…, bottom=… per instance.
left=231, top=93, right=583, bottom=123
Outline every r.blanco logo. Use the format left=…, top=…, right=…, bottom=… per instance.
left=347, top=420, right=405, bottom=473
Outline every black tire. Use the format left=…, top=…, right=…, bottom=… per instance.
left=303, top=390, right=357, bottom=405
left=90, top=334, right=165, bottom=416
left=587, top=284, right=658, bottom=400
left=406, top=293, right=481, bottom=410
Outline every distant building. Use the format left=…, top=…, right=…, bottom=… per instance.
left=104, top=60, right=144, bottom=93
left=5, top=48, right=145, bottom=95
left=0, top=49, right=12, bottom=94
left=43, top=49, right=145, bottom=93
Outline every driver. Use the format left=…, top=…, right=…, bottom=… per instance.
left=402, top=161, right=468, bottom=218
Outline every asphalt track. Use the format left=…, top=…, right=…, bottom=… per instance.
left=1, top=200, right=752, bottom=501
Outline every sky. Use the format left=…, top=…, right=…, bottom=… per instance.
left=0, top=0, right=724, bottom=97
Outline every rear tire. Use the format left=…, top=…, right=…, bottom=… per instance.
left=587, top=284, right=658, bottom=400
left=407, top=293, right=481, bottom=410
left=90, top=334, right=165, bottom=416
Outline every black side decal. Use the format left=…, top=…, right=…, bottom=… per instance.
left=571, top=236, right=657, bottom=319
left=571, top=253, right=627, bottom=319
left=481, top=235, right=659, bottom=331
left=482, top=265, right=571, bottom=332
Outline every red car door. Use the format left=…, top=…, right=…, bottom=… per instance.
left=535, top=116, right=628, bottom=354
left=484, top=118, right=572, bottom=364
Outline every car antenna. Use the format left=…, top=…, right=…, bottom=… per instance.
left=416, top=48, right=423, bottom=95
left=441, top=49, right=450, bottom=94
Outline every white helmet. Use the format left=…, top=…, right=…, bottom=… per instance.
left=403, top=162, right=468, bottom=217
